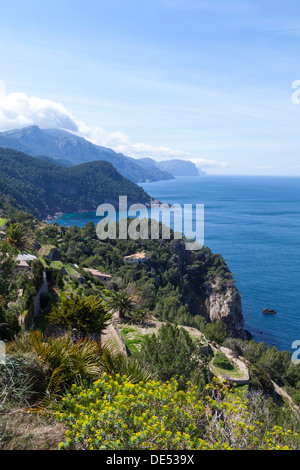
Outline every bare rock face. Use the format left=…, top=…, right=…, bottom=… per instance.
left=204, top=278, right=245, bottom=338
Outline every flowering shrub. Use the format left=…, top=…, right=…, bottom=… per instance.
left=56, top=374, right=298, bottom=450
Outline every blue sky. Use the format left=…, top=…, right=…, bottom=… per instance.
left=1, top=0, right=300, bottom=174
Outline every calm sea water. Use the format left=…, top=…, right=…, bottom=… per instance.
left=52, top=176, right=300, bottom=352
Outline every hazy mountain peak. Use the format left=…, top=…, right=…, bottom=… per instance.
left=137, top=157, right=201, bottom=177
left=0, top=125, right=174, bottom=183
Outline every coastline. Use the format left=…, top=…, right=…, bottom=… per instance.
left=45, top=175, right=300, bottom=352
left=44, top=198, right=171, bottom=223
left=138, top=175, right=300, bottom=353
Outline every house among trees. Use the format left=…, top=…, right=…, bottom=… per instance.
left=16, top=259, right=30, bottom=272
left=82, top=268, right=112, bottom=282
left=124, top=251, right=150, bottom=264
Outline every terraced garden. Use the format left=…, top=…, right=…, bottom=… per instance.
left=209, top=346, right=249, bottom=385
left=114, top=318, right=208, bottom=356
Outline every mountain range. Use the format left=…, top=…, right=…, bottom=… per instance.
left=137, top=157, right=203, bottom=177
left=0, top=147, right=151, bottom=219
left=0, top=126, right=202, bottom=182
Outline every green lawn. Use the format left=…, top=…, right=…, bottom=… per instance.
left=65, top=264, right=81, bottom=278
left=0, top=218, right=7, bottom=227
left=210, top=362, right=245, bottom=380
left=121, top=327, right=146, bottom=354
left=119, top=322, right=208, bottom=356
left=210, top=351, right=246, bottom=379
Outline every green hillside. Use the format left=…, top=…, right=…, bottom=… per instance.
left=0, top=126, right=174, bottom=183
left=0, top=147, right=151, bottom=218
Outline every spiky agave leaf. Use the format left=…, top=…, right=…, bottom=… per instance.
left=7, top=331, right=102, bottom=399
left=100, top=340, right=154, bottom=383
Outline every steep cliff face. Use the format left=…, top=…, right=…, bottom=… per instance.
left=178, top=246, right=246, bottom=339
left=204, top=278, right=245, bottom=339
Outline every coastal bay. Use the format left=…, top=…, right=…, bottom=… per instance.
left=53, top=175, right=300, bottom=352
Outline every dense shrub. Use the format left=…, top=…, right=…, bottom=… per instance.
left=138, top=323, right=208, bottom=390
left=224, top=338, right=243, bottom=357
left=56, top=374, right=299, bottom=450
left=204, top=320, right=230, bottom=344
left=0, top=241, right=17, bottom=297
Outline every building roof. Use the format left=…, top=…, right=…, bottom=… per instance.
left=83, top=267, right=111, bottom=278
left=17, top=260, right=30, bottom=268
left=17, top=254, right=37, bottom=261
left=124, top=251, right=149, bottom=260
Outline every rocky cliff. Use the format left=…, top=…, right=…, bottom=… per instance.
left=180, top=246, right=246, bottom=339
left=204, top=278, right=245, bottom=339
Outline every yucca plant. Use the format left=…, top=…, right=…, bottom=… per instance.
left=7, top=331, right=102, bottom=398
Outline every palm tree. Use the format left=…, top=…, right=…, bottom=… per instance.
left=128, top=307, right=151, bottom=326
left=106, top=291, right=136, bottom=319
left=5, top=223, right=32, bottom=251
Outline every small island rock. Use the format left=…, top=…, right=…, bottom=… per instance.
left=262, top=308, right=277, bottom=315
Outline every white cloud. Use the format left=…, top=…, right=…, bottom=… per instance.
left=76, top=120, right=189, bottom=159
left=0, top=82, right=191, bottom=160
left=0, top=82, right=77, bottom=131
left=190, top=158, right=228, bottom=168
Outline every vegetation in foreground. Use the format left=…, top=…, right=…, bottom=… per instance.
left=56, top=374, right=298, bottom=450
left=0, top=212, right=299, bottom=450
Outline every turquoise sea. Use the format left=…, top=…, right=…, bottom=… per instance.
left=52, top=175, right=300, bottom=352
